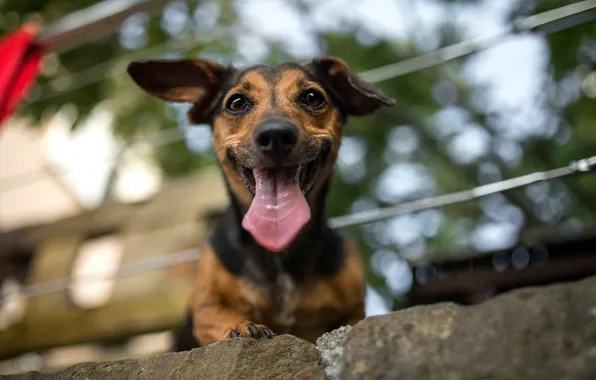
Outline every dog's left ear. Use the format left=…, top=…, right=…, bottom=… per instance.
left=127, top=58, right=231, bottom=124
left=309, top=57, right=396, bottom=116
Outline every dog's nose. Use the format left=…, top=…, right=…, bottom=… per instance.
left=253, top=120, right=298, bottom=158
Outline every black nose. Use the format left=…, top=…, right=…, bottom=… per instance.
left=253, top=120, right=298, bottom=158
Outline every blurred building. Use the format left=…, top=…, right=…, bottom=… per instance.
left=0, top=114, right=227, bottom=374
left=409, top=232, right=596, bottom=305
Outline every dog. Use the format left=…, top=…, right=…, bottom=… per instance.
left=127, top=56, right=395, bottom=348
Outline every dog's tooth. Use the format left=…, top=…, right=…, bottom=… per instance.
left=295, top=165, right=302, bottom=181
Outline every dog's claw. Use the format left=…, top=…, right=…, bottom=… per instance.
left=225, top=321, right=274, bottom=340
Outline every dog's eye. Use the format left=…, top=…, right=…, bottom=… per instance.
left=226, top=94, right=250, bottom=114
left=301, top=89, right=325, bottom=109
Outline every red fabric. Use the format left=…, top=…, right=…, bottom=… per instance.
left=0, top=23, right=44, bottom=126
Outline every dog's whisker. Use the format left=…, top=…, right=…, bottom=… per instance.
left=193, top=156, right=219, bottom=169
left=335, top=157, right=361, bottom=180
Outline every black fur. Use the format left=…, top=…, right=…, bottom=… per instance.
left=173, top=310, right=200, bottom=351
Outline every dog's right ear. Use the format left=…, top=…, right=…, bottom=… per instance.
left=127, top=59, right=231, bottom=124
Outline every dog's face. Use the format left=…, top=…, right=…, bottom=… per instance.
left=127, top=57, right=395, bottom=252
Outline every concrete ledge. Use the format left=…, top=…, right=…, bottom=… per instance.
left=3, top=335, right=324, bottom=380
left=319, top=275, right=596, bottom=380
left=6, top=276, right=596, bottom=380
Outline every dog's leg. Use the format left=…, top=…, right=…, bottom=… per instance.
left=345, top=304, right=366, bottom=327
left=326, top=240, right=367, bottom=329
left=192, top=301, right=274, bottom=343
left=172, top=309, right=201, bottom=351
left=190, top=245, right=274, bottom=345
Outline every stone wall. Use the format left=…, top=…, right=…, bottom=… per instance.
left=5, top=275, right=596, bottom=380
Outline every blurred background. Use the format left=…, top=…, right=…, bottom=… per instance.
left=1, top=0, right=596, bottom=374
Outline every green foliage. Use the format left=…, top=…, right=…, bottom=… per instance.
left=4, top=0, right=596, bottom=310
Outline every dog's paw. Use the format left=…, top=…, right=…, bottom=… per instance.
left=225, top=321, right=274, bottom=339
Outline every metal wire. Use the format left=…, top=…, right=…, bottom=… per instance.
left=359, top=0, right=596, bottom=83
left=28, top=38, right=197, bottom=104
left=329, top=156, right=596, bottom=229
left=6, top=249, right=199, bottom=301
left=36, top=0, right=177, bottom=52
left=28, top=24, right=236, bottom=105
left=0, top=127, right=190, bottom=191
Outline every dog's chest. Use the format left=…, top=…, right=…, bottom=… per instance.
left=271, top=271, right=299, bottom=329
left=242, top=257, right=301, bottom=331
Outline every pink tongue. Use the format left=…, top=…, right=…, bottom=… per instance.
left=242, top=167, right=311, bottom=252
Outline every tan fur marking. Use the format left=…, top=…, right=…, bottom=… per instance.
left=189, top=236, right=364, bottom=345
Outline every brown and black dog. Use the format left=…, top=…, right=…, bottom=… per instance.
left=126, top=56, right=395, bottom=348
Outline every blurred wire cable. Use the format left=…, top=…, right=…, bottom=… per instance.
left=359, top=0, right=596, bottom=83
left=329, top=156, right=596, bottom=229
left=7, top=249, right=199, bottom=301
left=0, top=127, right=190, bottom=191
left=36, top=0, right=178, bottom=52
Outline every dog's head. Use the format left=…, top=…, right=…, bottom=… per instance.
left=127, top=57, right=395, bottom=252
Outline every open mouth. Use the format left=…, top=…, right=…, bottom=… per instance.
left=236, top=155, right=323, bottom=196
left=227, top=145, right=330, bottom=252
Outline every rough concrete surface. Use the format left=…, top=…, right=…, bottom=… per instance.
left=2, top=335, right=324, bottom=380
left=337, top=275, right=596, bottom=380
left=316, top=325, right=351, bottom=380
